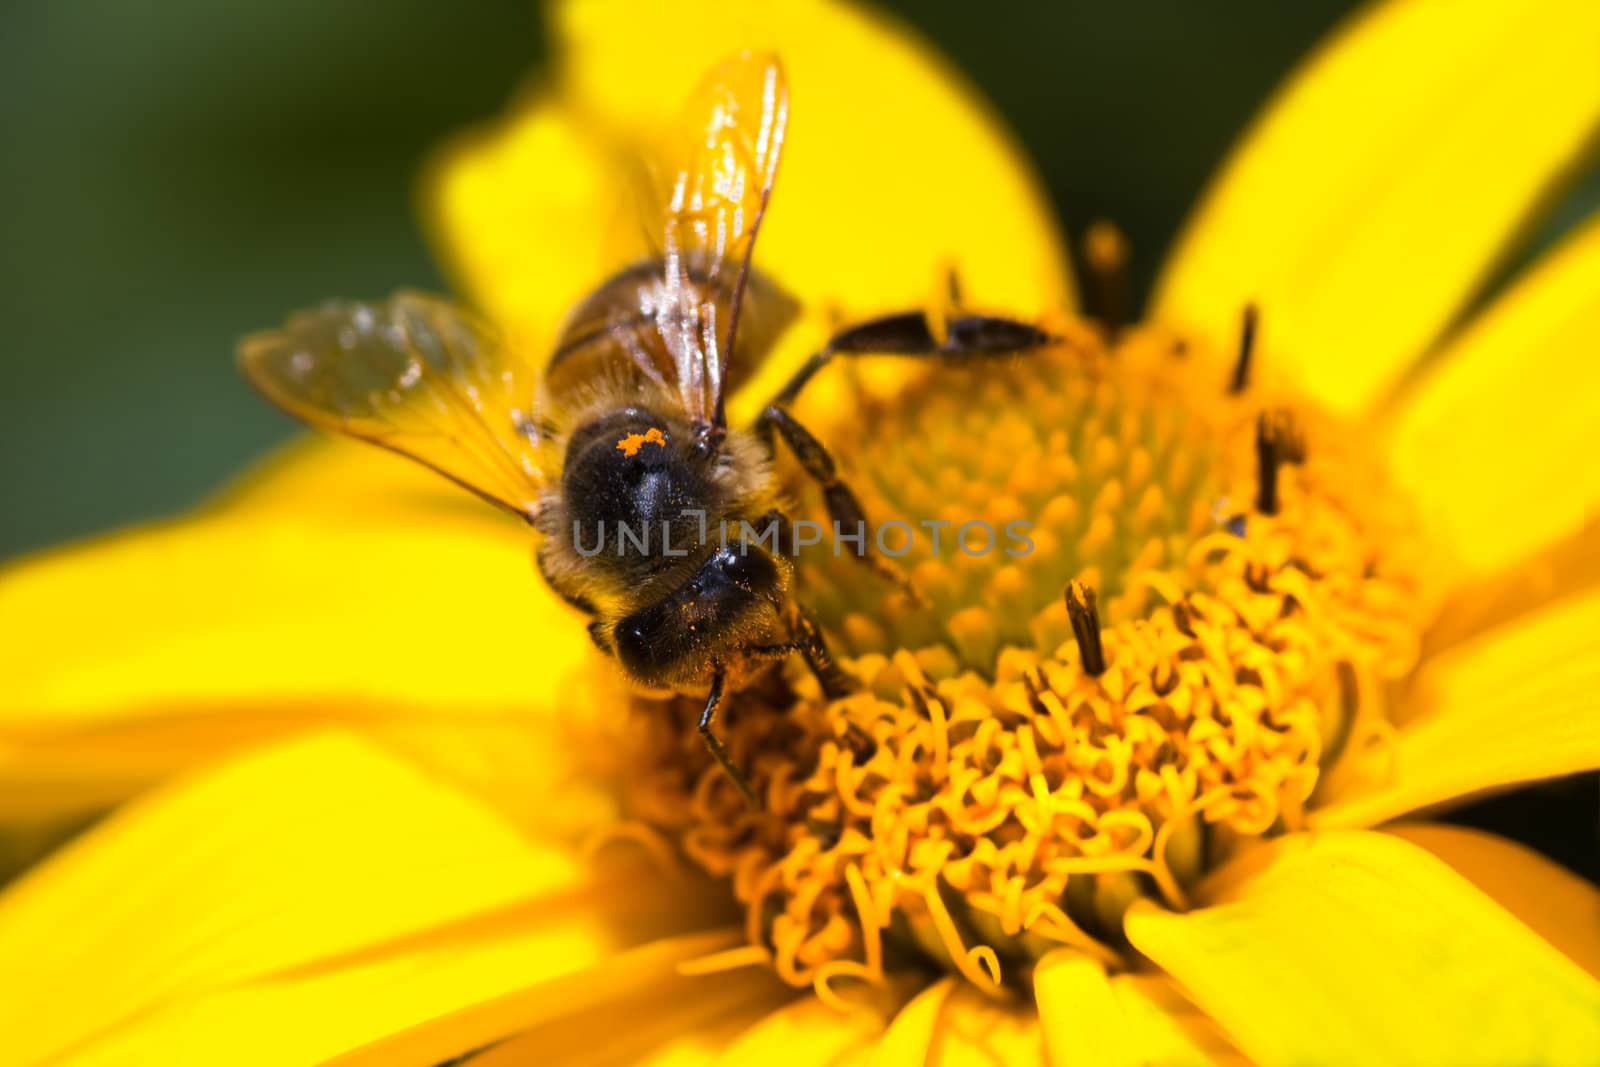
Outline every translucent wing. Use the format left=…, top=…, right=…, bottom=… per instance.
left=238, top=291, right=549, bottom=521
left=651, top=51, right=789, bottom=429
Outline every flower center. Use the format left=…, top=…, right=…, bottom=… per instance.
left=615, top=317, right=1436, bottom=995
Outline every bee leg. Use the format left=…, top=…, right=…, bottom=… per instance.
left=759, top=404, right=920, bottom=602
left=699, top=670, right=757, bottom=806
left=770, top=309, right=1056, bottom=408
left=793, top=606, right=857, bottom=701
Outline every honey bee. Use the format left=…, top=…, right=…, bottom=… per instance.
left=239, top=52, right=1051, bottom=801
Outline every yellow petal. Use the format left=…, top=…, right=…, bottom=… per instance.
left=922, top=985, right=1045, bottom=1066
left=0, top=813, right=93, bottom=888
left=1313, top=586, right=1600, bottom=829
left=1126, top=830, right=1600, bottom=1067
left=1107, top=975, right=1249, bottom=1067
left=429, top=0, right=1072, bottom=425
left=713, top=994, right=888, bottom=1067
left=1383, top=211, right=1600, bottom=576
left=1034, top=951, right=1140, bottom=1067
left=204, top=433, right=501, bottom=519
left=870, top=977, right=955, bottom=1067
left=630, top=1000, right=803, bottom=1067
left=331, top=930, right=768, bottom=1067
left=0, top=437, right=596, bottom=773
left=0, top=443, right=619, bottom=834
left=0, top=712, right=309, bottom=829
left=58, top=929, right=762, bottom=1067
left=426, top=98, right=631, bottom=366
left=456, top=954, right=793, bottom=1067
left=1033, top=950, right=1242, bottom=1067
left=1387, top=822, right=1600, bottom=981
left=1153, top=0, right=1600, bottom=415
left=1421, top=518, right=1600, bottom=657
left=556, top=0, right=1071, bottom=314
left=0, top=732, right=635, bottom=1066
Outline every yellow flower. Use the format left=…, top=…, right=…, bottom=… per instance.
left=3, top=0, right=1600, bottom=1064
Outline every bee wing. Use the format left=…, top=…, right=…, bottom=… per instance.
left=238, top=291, right=550, bottom=522
left=651, top=51, right=789, bottom=429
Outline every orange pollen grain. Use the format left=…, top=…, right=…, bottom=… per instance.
left=616, top=426, right=666, bottom=456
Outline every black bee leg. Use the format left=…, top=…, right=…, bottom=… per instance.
left=770, top=309, right=1056, bottom=408
left=793, top=606, right=857, bottom=701
left=699, top=670, right=756, bottom=806
left=758, top=404, right=920, bottom=601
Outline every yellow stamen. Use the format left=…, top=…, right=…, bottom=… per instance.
left=615, top=316, right=1438, bottom=990
left=580, top=817, right=683, bottom=880
left=923, top=879, right=1004, bottom=992
left=677, top=943, right=774, bottom=977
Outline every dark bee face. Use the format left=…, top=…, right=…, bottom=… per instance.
left=611, top=545, right=787, bottom=688
left=560, top=408, right=723, bottom=575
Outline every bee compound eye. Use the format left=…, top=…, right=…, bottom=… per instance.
left=611, top=548, right=781, bottom=686
left=714, top=545, right=779, bottom=593
left=613, top=615, right=669, bottom=679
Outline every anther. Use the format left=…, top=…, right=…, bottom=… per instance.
left=1229, top=303, right=1259, bottom=394
left=1083, top=219, right=1130, bottom=336
left=1064, top=580, right=1107, bottom=676
left=906, top=684, right=933, bottom=719
left=1021, top=669, right=1051, bottom=716
left=1172, top=599, right=1195, bottom=637
left=1255, top=408, right=1304, bottom=515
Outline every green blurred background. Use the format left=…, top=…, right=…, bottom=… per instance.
left=2, top=2, right=1594, bottom=875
